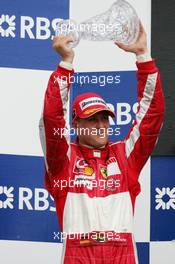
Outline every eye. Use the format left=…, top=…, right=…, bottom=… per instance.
left=88, top=116, right=96, bottom=121
left=103, top=115, right=109, bottom=121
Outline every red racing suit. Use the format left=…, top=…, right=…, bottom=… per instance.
left=39, top=60, right=164, bottom=264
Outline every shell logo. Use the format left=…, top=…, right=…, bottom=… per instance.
left=84, top=166, right=94, bottom=176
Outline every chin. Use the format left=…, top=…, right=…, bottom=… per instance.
left=91, top=137, right=108, bottom=149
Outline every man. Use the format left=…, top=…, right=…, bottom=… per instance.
left=39, top=24, right=164, bottom=263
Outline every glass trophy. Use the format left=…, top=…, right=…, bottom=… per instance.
left=55, top=0, right=140, bottom=48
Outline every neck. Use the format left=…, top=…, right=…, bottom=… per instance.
left=78, top=142, right=106, bottom=149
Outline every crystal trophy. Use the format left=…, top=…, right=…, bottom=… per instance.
left=55, top=0, right=140, bottom=48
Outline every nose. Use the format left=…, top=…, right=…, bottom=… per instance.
left=96, top=117, right=107, bottom=128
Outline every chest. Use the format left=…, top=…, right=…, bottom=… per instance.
left=69, top=152, right=129, bottom=197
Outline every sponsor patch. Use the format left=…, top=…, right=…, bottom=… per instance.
left=79, top=97, right=106, bottom=110
left=100, top=166, right=107, bottom=179
left=92, top=233, right=107, bottom=243
left=74, top=178, right=93, bottom=190
left=107, top=157, right=121, bottom=176
left=84, top=166, right=94, bottom=176
left=73, top=158, right=95, bottom=177
left=80, top=240, right=91, bottom=244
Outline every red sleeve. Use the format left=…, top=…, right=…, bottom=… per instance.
left=125, top=60, right=165, bottom=177
left=39, top=65, right=74, bottom=199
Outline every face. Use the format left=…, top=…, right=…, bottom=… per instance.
left=74, top=111, right=110, bottom=149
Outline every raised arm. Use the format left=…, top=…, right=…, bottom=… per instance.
left=39, top=36, right=74, bottom=199
left=115, top=23, right=165, bottom=177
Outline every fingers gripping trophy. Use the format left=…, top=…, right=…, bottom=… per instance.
left=55, top=0, right=140, bottom=48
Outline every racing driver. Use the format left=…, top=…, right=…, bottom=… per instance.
left=39, top=23, right=164, bottom=263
